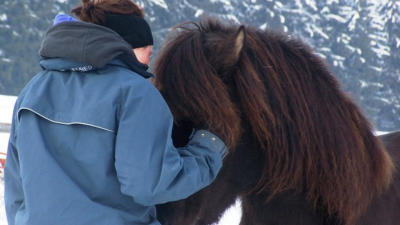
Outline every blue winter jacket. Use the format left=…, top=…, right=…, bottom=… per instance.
left=4, top=18, right=227, bottom=225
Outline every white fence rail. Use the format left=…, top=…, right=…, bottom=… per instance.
left=0, top=123, right=10, bottom=133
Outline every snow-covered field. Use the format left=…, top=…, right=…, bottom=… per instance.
left=0, top=178, right=4, bottom=225
left=0, top=179, right=4, bottom=225
left=0, top=95, right=16, bottom=125
left=1, top=95, right=16, bottom=225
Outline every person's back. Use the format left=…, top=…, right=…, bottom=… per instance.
left=8, top=63, right=158, bottom=224
left=4, top=1, right=227, bottom=225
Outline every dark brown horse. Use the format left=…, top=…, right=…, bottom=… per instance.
left=153, top=18, right=399, bottom=225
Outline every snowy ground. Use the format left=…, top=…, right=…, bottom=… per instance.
left=1, top=95, right=15, bottom=225
left=0, top=178, right=5, bottom=225
left=0, top=95, right=16, bottom=125
left=0, top=133, right=10, bottom=155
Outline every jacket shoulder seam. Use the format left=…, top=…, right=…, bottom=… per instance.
left=18, top=107, right=115, bottom=133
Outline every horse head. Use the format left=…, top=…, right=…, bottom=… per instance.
left=154, top=18, right=394, bottom=225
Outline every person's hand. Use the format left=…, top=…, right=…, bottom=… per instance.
left=172, top=120, right=194, bottom=147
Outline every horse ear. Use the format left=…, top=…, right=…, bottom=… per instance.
left=233, top=26, right=245, bottom=62
left=206, top=24, right=245, bottom=70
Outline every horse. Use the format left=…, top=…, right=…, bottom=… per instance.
left=153, top=18, right=399, bottom=225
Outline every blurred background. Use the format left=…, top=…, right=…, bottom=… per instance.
left=0, top=0, right=399, bottom=131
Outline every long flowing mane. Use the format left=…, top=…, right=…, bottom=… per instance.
left=153, top=19, right=394, bottom=225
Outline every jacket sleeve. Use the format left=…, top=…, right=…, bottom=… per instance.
left=4, top=103, right=24, bottom=225
left=114, top=79, right=227, bottom=206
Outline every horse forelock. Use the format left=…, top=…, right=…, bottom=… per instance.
left=153, top=19, right=242, bottom=148
left=154, top=18, right=394, bottom=225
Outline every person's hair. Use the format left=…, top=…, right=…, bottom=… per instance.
left=71, top=0, right=144, bottom=25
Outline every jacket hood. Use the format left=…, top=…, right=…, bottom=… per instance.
left=39, top=21, right=153, bottom=78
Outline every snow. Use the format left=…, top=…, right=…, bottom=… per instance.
left=320, top=6, right=330, bottom=14
left=371, top=45, right=391, bottom=57
left=368, top=33, right=388, bottom=43
left=304, top=0, right=318, bottom=11
left=224, top=14, right=240, bottom=24
left=283, top=26, right=288, bottom=33
left=280, top=15, right=285, bottom=23
left=0, top=133, right=9, bottom=155
left=348, top=12, right=360, bottom=31
left=274, top=1, right=284, bottom=9
left=369, top=66, right=383, bottom=73
left=326, top=0, right=339, bottom=4
left=340, top=33, right=351, bottom=44
left=210, top=0, right=234, bottom=10
left=0, top=95, right=14, bottom=224
left=360, top=80, right=368, bottom=88
left=376, top=131, right=390, bottom=135
left=253, top=5, right=263, bottom=11
left=12, top=31, right=20, bottom=37
left=195, top=9, right=204, bottom=17
left=312, top=24, right=329, bottom=40
left=0, top=14, right=7, bottom=22
left=375, top=97, right=392, bottom=104
left=345, top=45, right=356, bottom=53
left=149, top=0, right=168, bottom=9
left=268, top=10, right=275, bottom=18
left=304, top=23, right=315, bottom=37
left=370, top=20, right=385, bottom=31
left=1, top=95, right=14, bottom=224
left=0, top=179, right=4, bottom=225
left=325, top=14, right=347, bottom=23
left=260, top=23, right=267, bottom=30
left=0, top=95, right=16, bottom=125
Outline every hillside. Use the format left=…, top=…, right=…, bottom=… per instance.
left=0, top=0, right=399, bottom=130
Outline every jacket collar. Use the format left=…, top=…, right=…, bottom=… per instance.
left=39, top=21, right=153, bottom=78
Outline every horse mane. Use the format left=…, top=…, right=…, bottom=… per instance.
left=153, top=18, right=394, bottom=225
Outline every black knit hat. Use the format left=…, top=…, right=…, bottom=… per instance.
left=104, top=13, right=153, bottom=49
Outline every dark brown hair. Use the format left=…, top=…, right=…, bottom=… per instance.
left=71, top=0, right=144, bottom=25
left=154, top=18, right=394, bottom=225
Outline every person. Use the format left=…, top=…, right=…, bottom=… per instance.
left=4, top=0, right=227, bottom=225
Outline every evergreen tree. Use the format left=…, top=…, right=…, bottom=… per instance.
left=0, top=0, right=398, bottom=130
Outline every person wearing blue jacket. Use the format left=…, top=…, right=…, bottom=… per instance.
left=4, top=1, right=227, bottom=225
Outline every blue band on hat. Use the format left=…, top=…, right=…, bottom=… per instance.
left=54, top=14, right=79, bottom=25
